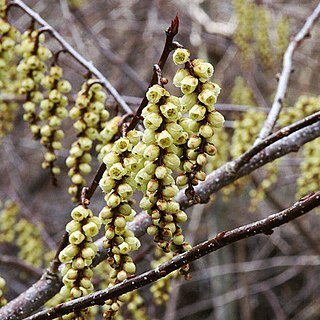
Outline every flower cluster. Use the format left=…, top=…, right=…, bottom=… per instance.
left=15, top=218, right=44, bottom=268
left=0, top=11, right=20, bottom=140
left=67, top=79, right=110, bottom=202
left=256, top=5, right=273, bottom=69
left=16, top=29, right=52, bottom=130
left=133, top=84, right=189, bottom=256
left=59, top=205, right=101, bottom=313
left=35, top=64, right=71, bottom=176
left=96, top=115, right=121, bottom=162
left=173, top=51, right=224, bottom=204
left=99, top=134, right=141, bottom=319
left=0, top=276, right=6, bottom=307
left=0, top=199, right=19, bottom=243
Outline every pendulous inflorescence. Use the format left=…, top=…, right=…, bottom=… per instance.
left=67, top=79, right=110, bottom=202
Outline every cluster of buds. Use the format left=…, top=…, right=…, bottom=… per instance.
left=15, top=218, right=44, bottom=268
left=67, top=79, right=110, bottom=202
left=233, top=0, right=255, bottom=63
left=96, top=115, right=121, bottom=162
left=59, top=205, right=101, bottom=304
left=126, top=291, right=148, bottom=320
left=34, top=64, right=71, bottom=177
left=0, top=12, right=20, bottom=140
left=230, top=108, right=265, bottom=158
left=255, top=5, right=273, bottom=69
left=0, top=200, right=19, bottom=242
left=16, top=29, right=52, bottom=129
left=0, top=276, right=6, bottom=307
left=172, top=48, right=224, bottom=204
left=99, top=134, right=141, bottom=318
left=0, top=101, right=18, bottom=141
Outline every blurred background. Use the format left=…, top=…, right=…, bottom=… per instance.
left=1, top=0, right=320, bottom=319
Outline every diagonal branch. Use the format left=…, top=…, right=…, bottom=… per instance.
left=9, top=0, right=133, bottom=114
left=24, top=191, right=320, bottom=320
left=256, top=2, right=320, bottom=143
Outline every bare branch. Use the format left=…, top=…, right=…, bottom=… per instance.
left=24, top=192, right=320, bottom=320
left=256, top=2, right=320, bottom=143
left=9, top=0, right=133, bottom=115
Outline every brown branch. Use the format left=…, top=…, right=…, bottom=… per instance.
left=9, top=0, right=133, bottom=115
left=256, top=2, right=320, bottom=142
left=24, top=191, right=320, bottom=320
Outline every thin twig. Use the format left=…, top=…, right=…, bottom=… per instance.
left=256, top=2, right=320, bottom=143
left=24, top=192, right=320, bottom=320
left=9, top=0, right=133, bottom=115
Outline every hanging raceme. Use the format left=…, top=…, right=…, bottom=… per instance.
left=67, top=79, right=110, bottom=202
left=15, top=218, right=44, bottom=268
left=36, top=63, right=71, bottom=178
left=0, top=200, right=19, bottom=243
left=58, top=205, right=101, bottom=319
left=16, top=28, right=52, bottom=133
left=173, top=49, right=224, bottom=205
left=0, top=4, right=20, bottom=141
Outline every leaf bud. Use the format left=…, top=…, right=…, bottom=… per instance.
left=162, top=185, right=178, bottom=198
left=173, top=48, right=190, bottom=65
left=195, top=170, right=206, bottom=181
left=72, top=257, right=86, bottom=269
left=204, top=143, right=217, bottom=156
left=175, top=210, right=188, bottom=223
left=105, top=228, right=115, bottom=240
